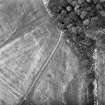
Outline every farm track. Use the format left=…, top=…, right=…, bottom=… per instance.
left=18, top=31, right=63, bottom=105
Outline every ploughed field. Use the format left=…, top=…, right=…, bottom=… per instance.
left=0, top=0, right=60, bottom=104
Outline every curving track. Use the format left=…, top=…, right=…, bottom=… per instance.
left=18, top=30, right=63, bottom=105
